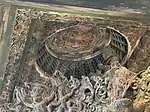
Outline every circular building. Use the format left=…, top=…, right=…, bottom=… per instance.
left=36, top=24, right=130, bottom=78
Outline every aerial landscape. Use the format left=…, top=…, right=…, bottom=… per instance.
left=0, top=0, right=150, bottom=112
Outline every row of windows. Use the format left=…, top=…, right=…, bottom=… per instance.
left=36, top=43, right=104, bottom=79
left=107, top=28, right=128, bottom=61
